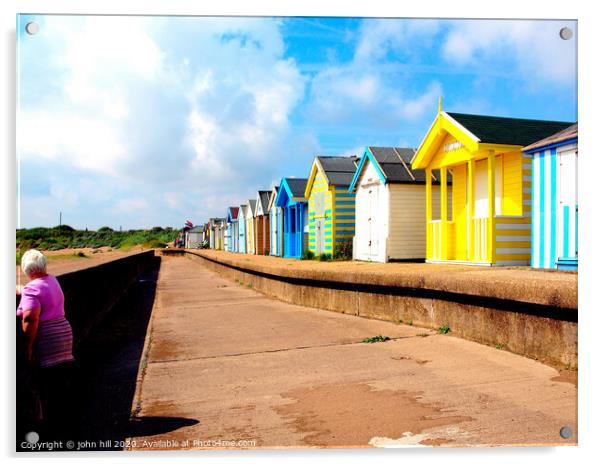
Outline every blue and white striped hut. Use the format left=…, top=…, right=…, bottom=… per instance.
left=523, top=123, right=578, bottom=270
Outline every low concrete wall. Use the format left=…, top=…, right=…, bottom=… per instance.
left=17, top=250, right=158, bottom=349
left=16, top=250, right=159, bottom=442
left=57, top=250, right=159, bottom=348
left=187, top=250, right=577, bottom=368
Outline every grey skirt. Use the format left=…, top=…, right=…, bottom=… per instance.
left=34, top=317, right=75, bottom=368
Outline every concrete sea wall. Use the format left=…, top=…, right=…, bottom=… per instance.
left=187, top=250, right=577, bottom=368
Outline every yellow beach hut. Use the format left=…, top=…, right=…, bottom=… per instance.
left=304, top=156, right=358, bottom=257
left=411, top=105, right=573, bottom=266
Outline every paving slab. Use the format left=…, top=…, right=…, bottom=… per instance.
left=128, top=255, right=577, bottom=450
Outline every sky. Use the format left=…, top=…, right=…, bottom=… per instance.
left=16, top=15, right=577, bottom=230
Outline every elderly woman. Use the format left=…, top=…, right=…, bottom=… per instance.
left=17, top=249, right=74, bottom=436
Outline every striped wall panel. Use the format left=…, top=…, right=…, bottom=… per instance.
left=531, top=146, right=578, bottom=269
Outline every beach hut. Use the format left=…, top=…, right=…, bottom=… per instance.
left=208, top=218, right=226, bottom=250
left=411, top=104, right=573, bottom=265
left=268, top=185, right=283, bottom=256
left=237, top=204, right=247, bottom=254
left=185, top=225, right=204, bottom=248
left=304, top=156, right=358, bottom=256
left=245, top=199, right=257, bottom=254
left=275, top=178, right=309, bottom=259
left=349, top=147, right=447, bottom=263
left=254, top=190, right=271, bottom=255
left=226, top=207, right=240, bottom=252
left=523, top=124, right=578, bottom=270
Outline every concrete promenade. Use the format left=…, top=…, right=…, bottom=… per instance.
left=128, top=254, right=577, bottom=449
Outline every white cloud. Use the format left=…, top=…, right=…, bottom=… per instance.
left=305, top=18, right=443, bottom=131
left=354, top=19, right=441, bottom=64
left=18, top=111, right=127, bottom=175
left=442, top=20, right=577, bottom=85
left=116, top=198, right=150, bottom=213
left=400, top=82, right=442, bottom=120
left=17, top=16, right=308, bottom=228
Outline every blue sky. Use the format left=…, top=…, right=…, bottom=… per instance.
left=17, top=15, right=577, bottom=229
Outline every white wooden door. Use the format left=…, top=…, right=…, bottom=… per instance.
left=368, top=187, right=379, bottom=258
left=558, top=148, right=578, bottom=260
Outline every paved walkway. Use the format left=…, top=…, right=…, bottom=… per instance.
left=128, top=255, right=577, bottom=450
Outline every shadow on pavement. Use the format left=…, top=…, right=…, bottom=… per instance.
left=70, top=257, right=198, bottom=450
left=126, top=416, right=199, bottom=438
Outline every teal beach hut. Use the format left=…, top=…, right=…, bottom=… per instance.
left=524, top=123, right=578, bottom=270
left=226, top=206, right=239, bottom=252
left=237, top=203, right=247, bottom=254
left=275, top=178, right=309, bottom=259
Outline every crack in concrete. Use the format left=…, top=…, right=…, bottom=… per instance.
left=147, top=334, right=433, bottom=365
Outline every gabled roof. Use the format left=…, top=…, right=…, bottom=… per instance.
left=287, top=178, right=308, bottom=198
left=412, top=109, right=575, bottom=169
left=267, top=185, right=280, bottom=212
left=226, top=206, right=239, bottom=222
left=255, top=190, right=271, bottom=216
left=246, top=199, right=257, bottom=217
left=318, top=156, right=358, bottom=184
left=349, top=146, right=440, bottom=192
left=209, top=217, right=226, bottom=227
left=523, top=123, right=578, bottom=152
left=238, top=204, right=247, bottom=219
left=446, top=112, right=574, bottom=147
left=304, top=156, right=358, bottom=197
left=188, top=226, right=204, bottom=233
left=276, top=177, right=308, bottom=207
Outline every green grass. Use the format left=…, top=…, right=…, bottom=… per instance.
left=362, top=335, right=391, bottom=343
left=495, top=343, right=505, bottom=350
left=119, top=241, right=137, bottom=252
left=438, top=325, right=451, bottom=334
left=142, top=239, right=166, bottom=249
left=16, top=225, right=179, bottom=252
left=46, top=252, right=89, bottom=261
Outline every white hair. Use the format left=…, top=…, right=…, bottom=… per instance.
left=21, top=249, right=48, bottom=277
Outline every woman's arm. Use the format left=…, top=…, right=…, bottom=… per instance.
left=21, top=307, right=41, bottom=362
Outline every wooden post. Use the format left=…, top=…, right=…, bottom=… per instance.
left=440, top=168, right=448, bottom=260
left=467, top=160, right=475, bottom=261
left=487, top=150, right=495, bottom=264
left=426, top=168, right=432, bottom=259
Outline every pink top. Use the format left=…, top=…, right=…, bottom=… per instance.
left=16, top=275, right=66, bottom=322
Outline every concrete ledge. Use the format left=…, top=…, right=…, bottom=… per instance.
left=16, top=250, right=159, bottom=349
left=187, top=250, right=577, bottom=368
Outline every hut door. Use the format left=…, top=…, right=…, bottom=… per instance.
left=314, top=192, right=325, bottom=254
left=315, top=218, right=324, bottom=254
left=368, top=186, right=379, bottom=257
left=558, top=148, right=578, bottom=261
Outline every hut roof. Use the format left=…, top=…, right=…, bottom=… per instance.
left=446, top=112, right=574, bottom=147
left=522, top=123, right=578, bottom=152
left=315, top=156, right=359, bottom=186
